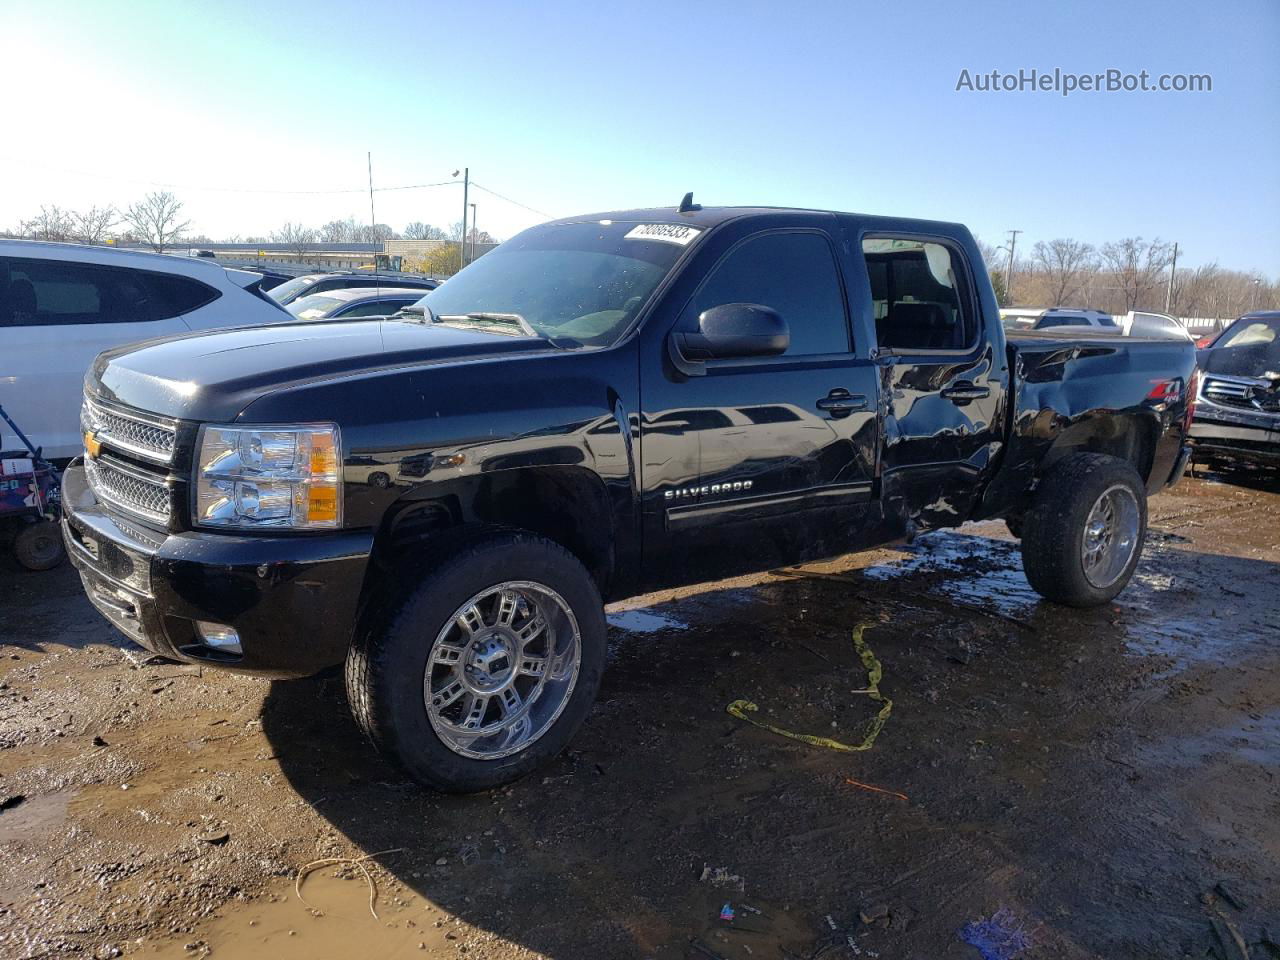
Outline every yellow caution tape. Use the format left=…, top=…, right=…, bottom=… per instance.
left=726, top=623, right=892, bottom=753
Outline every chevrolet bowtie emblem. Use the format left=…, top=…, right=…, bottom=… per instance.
left=84, top=430, right=101, bottom=458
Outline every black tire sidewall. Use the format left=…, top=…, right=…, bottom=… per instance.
left=1023, top=454, right=1148, bottom=607
left=359, top=533, right=605, bottom=792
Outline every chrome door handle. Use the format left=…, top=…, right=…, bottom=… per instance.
left=816, top=390, right=868, bottom=418
left=940, top=382, right=990, bottom=405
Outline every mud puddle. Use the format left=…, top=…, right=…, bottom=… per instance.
left=142, top=871, right=453, bottom=960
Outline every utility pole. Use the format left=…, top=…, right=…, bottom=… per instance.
left=472, top=203, right=480, bottom=261
left=1004, top=229, right=1022, bottom=303
left=1164, top=241, right=1179, bottom=313
left=367, top=151, right=381, bottom=281
left=460, top=167, right=469, bottom=270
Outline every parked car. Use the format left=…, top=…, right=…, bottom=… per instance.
left=1189, top=310, right=1280, bottom=468
left=268, top=272, right=438, bottom=306
left=64, top=204, right=1196, bottom=791
left=0, top=240, right=290, bottom=461
left=286, top=287, right=430, bottom=321
left=1034, top=308, right=1118, bottom=330
left=1122, top=311, right=1194, bottom=341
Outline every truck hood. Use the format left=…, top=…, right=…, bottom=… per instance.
left=89, top=319, right=550, bottom=422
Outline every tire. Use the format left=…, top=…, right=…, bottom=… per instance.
left=1021, top=453, right=1148, bottom=607
left=345, top=529, right=606, bottom=792
left=14, top=521, right=65, bottom=571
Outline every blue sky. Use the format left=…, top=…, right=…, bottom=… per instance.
left=1, top=0, right=1276, bottom=274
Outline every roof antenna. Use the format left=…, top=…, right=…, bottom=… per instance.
left=678, top=191, right=701, bottom=214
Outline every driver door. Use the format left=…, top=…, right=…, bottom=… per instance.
left=637, top=214, right=880, bottom=588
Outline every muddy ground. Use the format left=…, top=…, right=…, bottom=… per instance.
left=1, top=470, right=1278, bottom=960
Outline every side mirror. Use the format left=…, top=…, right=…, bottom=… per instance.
left=670, top=303, right=789, bottom=375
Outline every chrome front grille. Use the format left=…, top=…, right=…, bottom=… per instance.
left=1201, top=374, right=1272, bottom=412
left=82, top=396, right=177, bottom=465
left=85, top=455, right=171, bottom=525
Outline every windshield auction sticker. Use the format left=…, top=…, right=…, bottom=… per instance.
left=624, top=223, right=701, bottom=246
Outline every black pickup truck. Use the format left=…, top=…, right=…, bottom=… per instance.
left=63, top=203, right=1197, bottom=791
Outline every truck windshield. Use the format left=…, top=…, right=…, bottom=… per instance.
left=407, top=220, right=698, bottom=347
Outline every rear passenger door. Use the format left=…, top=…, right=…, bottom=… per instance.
left=638, top=214, right=880, bottom=586
left=0, top=257, right=213, bottom=460
left=856, top=234, right=1006, bottom=528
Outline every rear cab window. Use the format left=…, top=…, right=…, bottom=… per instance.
left=861, top=238, right=975, bottom=351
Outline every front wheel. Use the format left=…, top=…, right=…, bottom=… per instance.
left=345, top=530, right=606, bottom=792
left=1021, top=453, right=1148, bottom=607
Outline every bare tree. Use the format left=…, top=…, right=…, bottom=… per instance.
left=1099, top=237, right=1174, bottom=312
left=320, top=217, right=359, bottom=243
left=1032, top=238, right=1096, bottom=306
left=272, top=222, right=317, bottom=259
left=403, top=221, right=448, bottom=241
left=123, top=192, right=191, bottom=253
left=354, top=223, right=397, bottom=243
left=23, top=205, right=74, bottom=241
left=70, top=205, right=118, bottom=245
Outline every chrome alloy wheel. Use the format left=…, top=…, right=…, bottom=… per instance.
left=424, top=582, right=581, bottom=760
left=1081, top=484, right=1141, bottom=589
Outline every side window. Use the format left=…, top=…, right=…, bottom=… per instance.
left=0, top=257, right=218, bottom=326
left=682, top=232, right=849, bottom=356
left=861, top=239, right=973, bottom=351
left=147, top=273, right=220, bottom=317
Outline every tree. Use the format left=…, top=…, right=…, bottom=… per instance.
left=23, top=205, right=74, bottom=241
left=70, top=205, right=118, bottom=245
left=320, top=217, right=360, bottom=243
left=1099, top=237, right=1174, bottom=312
left=420, top=243, right=463, bottom=277
left=354, top=223, right=398, bottom=243
left=403, top=221, right=448, bottom=241
left=272, top=222, right=317, bottom=259
left=989, top=269, right=1009, bottom=307
left=1032, top=238, right=1096, bottom=306
left=123, top=191, right=191, bottom=253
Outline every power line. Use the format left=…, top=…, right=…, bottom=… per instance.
left=469, top=181, right=556, bottom=219
left=2, top=154, right=558, bottom=222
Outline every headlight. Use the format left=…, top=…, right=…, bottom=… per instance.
left=194, top=424, right=341, bottom=530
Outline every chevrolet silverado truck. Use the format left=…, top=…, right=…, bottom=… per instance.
left=63, top=203, right=1197, bottom=791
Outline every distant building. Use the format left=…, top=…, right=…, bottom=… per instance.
left=120, top=239, right=499, bottom=274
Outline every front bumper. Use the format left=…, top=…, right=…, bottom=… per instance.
left=62, top=460, right=374, bottom=677
left=1189, top=409, right=1280, bottom=466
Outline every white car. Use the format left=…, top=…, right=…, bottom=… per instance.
left=0, top=240, right=290, bottom=460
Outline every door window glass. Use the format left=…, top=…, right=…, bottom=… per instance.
left=682, top=232, right=849, bottom=356
left=862, top=239, right=973, bottom=350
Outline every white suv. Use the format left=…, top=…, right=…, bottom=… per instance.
left=0, top=241, right=290, bottom=460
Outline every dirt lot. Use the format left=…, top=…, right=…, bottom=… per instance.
left=1, top=471, right=1278, bottom=960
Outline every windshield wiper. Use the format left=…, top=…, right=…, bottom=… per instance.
left=392, top=303, right=435, bottom=324
left=435, top=312, right=537, bottom=337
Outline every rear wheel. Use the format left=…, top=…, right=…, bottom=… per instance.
left=14, top=521, right=65, bottom=571
left=345, top=530, right=605, bottom=792
left=1021, top=453, right=1147, bottom=607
